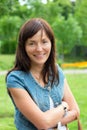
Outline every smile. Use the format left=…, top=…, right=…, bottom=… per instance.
left=34, top=54, right=45, bottom=58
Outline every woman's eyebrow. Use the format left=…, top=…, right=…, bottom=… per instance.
left=28, top=39, right=36, bottom=42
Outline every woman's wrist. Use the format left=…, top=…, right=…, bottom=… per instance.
left=61, top=103, right=68, bottom=117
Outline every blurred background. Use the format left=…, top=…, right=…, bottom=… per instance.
left=0, top=0, right=87, bottom=130
left=0, top=0, right=87, bottom=68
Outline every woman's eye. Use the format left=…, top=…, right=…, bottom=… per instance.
left=42, top=40, right=47, bottom=44
left=29, top=42, right=35, bottom=45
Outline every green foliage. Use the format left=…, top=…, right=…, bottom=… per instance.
left=0, top=0, right=20, bottom=17
left=75, top=0, right=87, bottom=46
left=0, top=16, right=22, bottom=53
left=52, top=14, right=82, bottom=55
left=0, top=0, right=11, bottom=16
left=0, top=0, right=87, bottom=58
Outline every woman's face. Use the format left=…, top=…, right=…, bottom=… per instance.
left=25, top=29, right=51, bottom=67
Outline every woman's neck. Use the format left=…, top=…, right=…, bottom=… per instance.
left=30, top=64, right=43, bottom=74
left=30, top=65, right=45, bottom=87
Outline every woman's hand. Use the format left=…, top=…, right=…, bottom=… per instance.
left=62, top=101, right=69, bottom=111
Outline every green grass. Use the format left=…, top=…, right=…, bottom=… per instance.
left=0, top=75, right=16, bottom=130
left=0, top=54, right=15, bottom=70
left=0, top=73, right=87, bottom=130
left=65, top=74, right=87, bottom=129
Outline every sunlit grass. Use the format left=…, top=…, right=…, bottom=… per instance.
left=65, top=74, right=87, bottom=129
left=0, top=54, right=15, bottom=70
left=0, top=75, right=16, bottom=130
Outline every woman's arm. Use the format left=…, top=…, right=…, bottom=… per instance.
left=8, top=88, right=68, bottom=129
left=60, top=78, right=80, bottom=125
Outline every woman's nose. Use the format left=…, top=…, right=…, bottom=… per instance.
left=36, top=44, right=43, bottom=51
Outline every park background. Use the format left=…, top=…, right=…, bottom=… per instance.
left=0, top=0, right=87, bottom=130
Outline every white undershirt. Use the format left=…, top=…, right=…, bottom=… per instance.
left=48, top=96, right=54, bottom=130
left=49, top=96, right=54, bottom=109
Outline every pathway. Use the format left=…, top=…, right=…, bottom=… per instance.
left=63, top=69, right=87, bottom=74
left=0, top=69, right=87, bottom=75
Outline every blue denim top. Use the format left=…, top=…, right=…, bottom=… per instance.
left=6, top=65, right=65, bottom=130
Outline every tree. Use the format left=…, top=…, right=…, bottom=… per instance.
left=75, top=0, right=87, bottom=46
left=52, top=14, right=82, bottom=57
left=0, top=15, right=22, bottom=53
left=0, top=0, right=85, bottom=57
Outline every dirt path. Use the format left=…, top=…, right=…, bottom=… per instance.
left=0, top=69, right=87, bottom=76
left=63, top=69, right=87, bottom=74
left=0, top=71, right=8, bottom=75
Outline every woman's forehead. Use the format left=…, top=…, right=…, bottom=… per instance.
left=30, top=29, right=48, bottom=39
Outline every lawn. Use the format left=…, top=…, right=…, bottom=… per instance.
left=0, top=74, right=16, bottom=130
left=0, top=54, right=15, bottom=70
left=65, top=74, right=87, bottom=129
left=0, top=73, right=87, bottom=130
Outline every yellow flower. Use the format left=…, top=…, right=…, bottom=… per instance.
left=61, top=61, right=87, bottom=68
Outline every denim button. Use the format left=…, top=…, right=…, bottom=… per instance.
left=55, top=102, right=59, bottom=107
left=47, top=86, right=51, bottom=91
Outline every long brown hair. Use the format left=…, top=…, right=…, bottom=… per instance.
left=6, top=18, right=59, bottom=86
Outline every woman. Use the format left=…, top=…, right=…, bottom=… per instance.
left=6, top=18, right=80, bottom=130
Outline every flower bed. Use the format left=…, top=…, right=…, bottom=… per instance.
left=61, top=61, right=87, bottom=69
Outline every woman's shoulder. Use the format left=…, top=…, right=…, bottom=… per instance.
left=6, top=70, right=28, bottom=89
left=6, top=70, right=27, bottom=84
left=7, top=70, right=24, bottom=78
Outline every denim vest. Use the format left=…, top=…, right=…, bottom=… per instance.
left=6, top=65, right=65, bottom=130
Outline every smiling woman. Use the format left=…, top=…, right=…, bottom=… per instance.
left=6, top=18, right=81, bottom=130
left=25, top=30, right=51, bottom=67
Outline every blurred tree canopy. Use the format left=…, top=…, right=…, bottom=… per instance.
left=75, top=0, right=87, bottom=46
left=0, top=0, right=87, bottom=60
